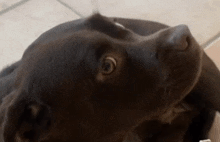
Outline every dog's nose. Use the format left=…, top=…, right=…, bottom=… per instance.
left=166, top=25, right=190, bottom=51
left=156, top=24, right=193, bottom=52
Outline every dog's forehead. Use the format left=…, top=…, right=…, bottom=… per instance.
left=22, top=14, right=139, bottom=59
left=58, top=14, right=132, bottom=41
left=16, top=16, right=133, bottom=95
left=85, top=14, right=128, bottom=38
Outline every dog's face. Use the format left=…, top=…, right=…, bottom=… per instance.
left=1, top=14, right=203, bottom=142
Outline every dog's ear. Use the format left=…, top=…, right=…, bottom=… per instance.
left=188, top=52, right=220, bottom=112
left=2, top=94, right=52, bottom=142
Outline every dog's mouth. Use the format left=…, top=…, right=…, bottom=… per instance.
left=157, top=102, right=193, bottom=124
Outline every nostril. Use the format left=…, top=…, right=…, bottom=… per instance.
left=186, top=36, right=191, bottom=48
left=179, top=35, right=189, bottom=51
left=169, top=34, right=191, bottom=51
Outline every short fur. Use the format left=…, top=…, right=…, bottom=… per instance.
left=0, top=14, right=219, bottom=142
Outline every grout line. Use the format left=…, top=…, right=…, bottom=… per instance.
left=204, top=36, right=220, bottom=51
left=1, top=0, right=219, bottom=49
left=56, top=0, right=84, bottom=18
left=0, top=0, right=31, bottom=15
left=202, top=32, right=220, bottom=49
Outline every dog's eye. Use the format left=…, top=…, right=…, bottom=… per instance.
left=101, top=57, right=117, bottom=75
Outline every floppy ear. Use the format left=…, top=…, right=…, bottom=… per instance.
left=188, top=51, right=220, bottom=111
left=2, top=94, right=52, bottom=142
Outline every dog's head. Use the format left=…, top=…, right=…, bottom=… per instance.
left=1, top=14, right=203, bottom=142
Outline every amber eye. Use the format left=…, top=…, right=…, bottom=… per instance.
left=101, top=57, right=117, bottom=75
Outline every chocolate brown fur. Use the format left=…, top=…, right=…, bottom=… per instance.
left=0, top=14, right=218, bottom=142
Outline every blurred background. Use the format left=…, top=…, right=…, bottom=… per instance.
left=0, top=0, right=220, bottom=68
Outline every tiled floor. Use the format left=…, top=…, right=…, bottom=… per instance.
left=206, top=37, right=220, bottom=67
left=0, top=0, right=22, bottom=11
left=0, top=0, right=80, bottom=68
left=0, top=0, right=220, bottom=69
left=62, top=0, right=220, bottom=46
left=205, top=37, right=220, bottom=141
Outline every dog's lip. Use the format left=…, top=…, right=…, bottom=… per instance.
left=158, top=102, right=192, bottom=124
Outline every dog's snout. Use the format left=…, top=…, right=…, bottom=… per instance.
left=167, top=25, right=191, bottom=51
left=153, top=24, right=193, bottom=53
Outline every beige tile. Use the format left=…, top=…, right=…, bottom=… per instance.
left=205, top=37, right=220, bottom=68
left=0, top=0, right=22, bottom=12
left=0, top=0, right=80, bottom=69
left=209, top=112, right=220, bottom=142
left=205, top=39, right=220, bottom=140
left=61, top=0, right=220, bottom=45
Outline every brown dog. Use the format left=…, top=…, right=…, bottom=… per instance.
left=0, top=13, right=219, bottom=142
